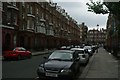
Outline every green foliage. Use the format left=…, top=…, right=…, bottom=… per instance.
left=86, top=1, right=109, bottom=14
left=86, top=1, right=120, bottom=15
left=104, top=2, right=120, bottom=15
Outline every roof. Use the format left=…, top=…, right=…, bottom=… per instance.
left=70, top=48, right=84, bottom=51
left=54, top=50, right=75, bottom=53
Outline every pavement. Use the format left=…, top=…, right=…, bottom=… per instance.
left=0, top=49, right=55, bottom=60
left=80, top=47, right=119, bottom=79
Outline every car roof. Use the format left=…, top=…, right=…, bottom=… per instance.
left=54, top=50, right=75, bottom=53
left=70, top=48, right=84, bottom=51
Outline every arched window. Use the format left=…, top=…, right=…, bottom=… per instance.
left=5, top=33, right=11, bottom=50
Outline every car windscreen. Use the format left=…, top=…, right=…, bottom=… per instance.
left=48, top=51, right=73, bottom=61
left=13, top=47, right=26, bottom=51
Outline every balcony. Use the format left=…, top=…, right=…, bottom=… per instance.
left=27, top=14, right=35, bottom=18
left=36, top=26, right=46, bottom=34
left=49, top=23, right=53, bottom=26
left=40, top=18, right=46, bottom=22
left=26, top=28, right=35, bottom=32
left=7, top=5, right=19, bottom=11
left=2, top=24, right=14, bottom=29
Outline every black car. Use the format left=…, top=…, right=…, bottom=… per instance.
left=37, top=50, right=80, bottom=80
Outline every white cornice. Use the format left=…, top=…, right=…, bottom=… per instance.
left=1, top=25, right=14, bottom=29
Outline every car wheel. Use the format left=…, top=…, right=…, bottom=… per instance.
left=28, top=53, right=32, bottom=59
left=18, top=55, right=21, bottom=60
left=3, top=57, right=7, bottom=61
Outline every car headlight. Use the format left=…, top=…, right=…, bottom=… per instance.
left=61, top=69, right=72, bottom=73
left=38, top=66, right=44, bottom=72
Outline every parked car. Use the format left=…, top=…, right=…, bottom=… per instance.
left=84, top=46, right=93, bottom=56
left=3, top=47, right=32, bottom=60
left=91, top=45, right=96, bottom=53
left=59, top=46, right=71, bottom=50
left=37, top=50, right=80, bottom=80
left=59, top=46, right=67, bottom=50
left=70, top=48, right=89, bottom=65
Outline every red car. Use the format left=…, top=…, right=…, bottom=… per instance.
left=3, top=47, right=32, bottom=60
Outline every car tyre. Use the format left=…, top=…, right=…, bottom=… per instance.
left=28, top=53, right=32, bottom=59
left=3, top=57, right=7, bottom=61
left=17, top=55, right=21, bottom=60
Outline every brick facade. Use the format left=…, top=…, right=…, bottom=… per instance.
left=2, top=2, right=81, bottom=51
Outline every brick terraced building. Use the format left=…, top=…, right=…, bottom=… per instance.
left=2, top=2, right=81, bottom=51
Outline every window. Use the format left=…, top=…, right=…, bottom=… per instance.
left=42, top=13, right=44, bottom=19
left=13, top=35, right=16, bottom=47
left=22, top=23, right=25, bottom=30
left=12, top=2, right=16, bottom=6
left=46, top=14, right=48, bottom=20
left=18, top=47, right=26, bottom=51
left=13, top=13, right=18, bottom=25
left=22, top=2, right=25, bottom=7
left=27, top=4, right=30, bottom=13
left=27, top=5, right=33, bottom=14
left=12, top=0, right=16, bottom=6
left=22, top=12, right=24, bottom=19
left=36, top=8, right=38, bottom=14
left=27, top=20, right=30, bottom=29
left=36, top=16, right=39, bottom=23
left=30, top=6, right=33, bottom=14
left=31, top=20, right=34, bottom=29
left=7, top=11, right=11, bottom=24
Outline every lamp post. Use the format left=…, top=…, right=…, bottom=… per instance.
left=97, top=24, right=99, bottom=44
left=97, top=24, right=99, bottom=51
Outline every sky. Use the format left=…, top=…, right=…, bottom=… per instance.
left=52, top=0, right=109, bottom=30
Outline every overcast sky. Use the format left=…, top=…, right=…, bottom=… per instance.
left=52, top=0, right=109, bottom=30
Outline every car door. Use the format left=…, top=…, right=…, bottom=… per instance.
left=84, top=50, right=89, bottom=60
left=73, top=52, right=80, bottom=73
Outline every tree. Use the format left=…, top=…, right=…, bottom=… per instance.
left=86, top=0, right=120, bottom=16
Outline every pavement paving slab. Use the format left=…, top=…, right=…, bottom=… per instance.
left=80, top=47, right=119, bottom=79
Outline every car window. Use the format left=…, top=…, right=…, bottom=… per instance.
left=18, top=47, right=26, bottom=51
left=49, top=51, right=73, bottom=61
left=21, top=48, right=26, bottom=51
left=13, top=47, right=26, bottom=51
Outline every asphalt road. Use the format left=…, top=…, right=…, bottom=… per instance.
left=2, top=48, right=119, bottom=80
left=2, top=53, right=51, bottom=79
left=2, top=52, right=86, bottom=80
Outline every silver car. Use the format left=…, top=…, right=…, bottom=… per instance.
left=71, top=48, right=89, bottom=65
left=84, top=46, right=93, bottom=56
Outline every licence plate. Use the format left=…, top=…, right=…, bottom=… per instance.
left=45, top=73, right=58, bottom=77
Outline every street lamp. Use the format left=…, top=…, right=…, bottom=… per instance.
left=97, top=24, right=99, bottom=46
left=96, top=24, right=99, bottom=53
